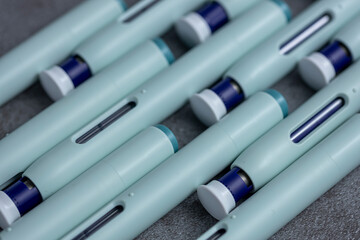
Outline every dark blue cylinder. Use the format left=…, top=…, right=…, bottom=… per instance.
left=211, top=77, right=244, bottom=111
left=219, top=167, right=253, bottom=202
left=4, top=178, right=42, bottom=216
left=60, top=56, right=92, bottom=87
left=320, top=41, right=352, bottom=74
left=196, top=1, right=229, bottom=33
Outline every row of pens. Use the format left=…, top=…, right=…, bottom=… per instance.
left=0, top=0, right=359, bottom=239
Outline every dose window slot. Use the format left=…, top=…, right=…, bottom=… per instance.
left=206, top=229, right=226, bottom=240
left=280, top=14, right=331, bottom=55
left=72, top=206, right=124, bottom=240
left=76, top=102, right=136, bottom=144
left=290, top=97, right=344, bottom=143
left=123, top=0, right=160, bottom=23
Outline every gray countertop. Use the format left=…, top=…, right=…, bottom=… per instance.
left=0, top=0, right=359, bottom=239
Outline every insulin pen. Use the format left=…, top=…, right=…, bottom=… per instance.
left=40, top=0, right=206, bottom=101
left=197, top=59, right=360, bottom=220
left=0, top=0, right=289, bottom=225
left=0, top=70, right=180, bottom=228
left=175, top=0, right=268, bottom=47
left=299, top=14, right=360, bottom=90
left=190, top=0, right=360, bottom=126
left=53, top=90, right=287, bottom=240
left=0, top=0, right=127, bottom=106
left=0, top=125, right=178, bottom=239
left=0, top=0, right=289, bottom=191
left=0, top=38, right=173, bottom=189
left=198, top=114, right=360, bottom=240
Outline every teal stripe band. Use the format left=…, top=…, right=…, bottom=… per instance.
left=153, top=38, right=176, bottom=65
left=155, top=124, right=179, bottom=153
left=117, top=0, right=128, bottom=11
left=264, top=89, right=289, bottom=118
left=271, top=0, right=292, bottom=22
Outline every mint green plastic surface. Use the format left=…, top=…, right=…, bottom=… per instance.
left=232, top=59, right=360, bottom=191
left=152, top=38, right=175, bottom=65
left=0, top=126, right=175, bottom=240
left=59, top=91, right=286, bottom=240
left=155, top=124, right=179, bottom=152
left=0, top=40, right=171, bottom=187
left=0, top=0, right=126, bottom=106
left=0, top=0, right=288, bottom=189
left=198, top=114, right=360, bottom=240
left=225, top=0, right=360, bottom=97
left=334, top=14, right=360, bottom=60
left=218, top=0, right=265, bottom=19
left=76, top=0, right=206, bottom=74
left=264, top=89, right=288, bottom=118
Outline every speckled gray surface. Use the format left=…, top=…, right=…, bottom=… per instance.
left=0, top=0, right=359, bottom=239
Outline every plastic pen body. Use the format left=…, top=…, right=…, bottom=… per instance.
left=0, top=0, right=288, bottom=188
left=299, top=14, right=360, bottom=90
left=0, top=126, right=177, bottom=240
left=191, top=0, right=360, bottom=126
left=198, top=114, right=360, bottom=240
left=198, top=60, right=360, bottom=220
left=0, top=0, right=288, bottom=208
left=0, top=0, right=127, bottom=106
left=235, top=61, right=360, bottom=191
left=61, top=90, right=287, bottom=240
left=0, top=40, right=172, bottom=187
left=40, top=0, right=207, bottom=100
left=0, top=0, right=288, bottom=189
left=175, top=0, right=270, bottom=46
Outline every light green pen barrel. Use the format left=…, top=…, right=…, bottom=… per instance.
left=233, top=60, right=360, bottom=193
left=0, top=0, right=127, bottom=106
left=175, top=0, right=267, bottom=47
left=227, top=0, right=360, bottom=97
left=0, top=0, right=289, bottom=187
left=20, top=0, right=288, bottom=202
left=40, top=0, right=207, bottom=101
left=60, top=90, right=288, bottom=240
left=190, top=0, right=360, bottom=126
left=197, top=60, right=360, bottom=220
left=0, top=125, right=177, bottom=240
left=76, top=0, right=205, bottom=74
left=0, top=39, right=173, bottom=187
left=198, top=114, right=360, bottom=240
left=334, top=15, right=360, bottom=62
left=299, top=14, right=360, bottom=90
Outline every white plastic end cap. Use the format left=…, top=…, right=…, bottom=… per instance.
left=197, top=180, right=235, bottom=220
left=39, top=66, right=75, bottom=101
left=175, top=12, right=212, bottom=47
left=0, top=191, right=20, bottom=229
left=190, top=89, right=227, bottom=126
left=298, top=52, right=336, bottom=90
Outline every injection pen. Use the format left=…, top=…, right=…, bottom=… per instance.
left=0, top=125, right=178, bottom=239
left=197, top=59, right=360, bottom=220
left=175, top=0, right=269, bottom=47
left=190, top=0, right=360, bottom=126
left=299, top=14, right=360, bottom=90
left=0, top=71, right=180, bottom=227
left=0, top=38, right=174, bottom=189
left=40, top=0, right=206, bottom=101
left=198, top=113, right=360, bottom=240
left=0, top=0, right=289, bottom=190
left=0, top=0, right=289, bottom=224
left=54, top=90, right=287, bottom=240
left=0, top=0, right=127, bottom=106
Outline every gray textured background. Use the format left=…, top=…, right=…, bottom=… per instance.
left=0, top=0, right=359, bottom=239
